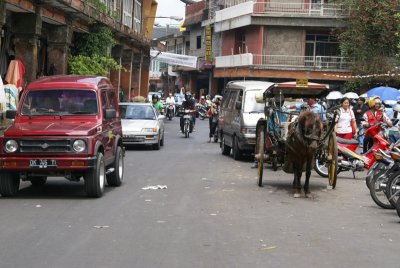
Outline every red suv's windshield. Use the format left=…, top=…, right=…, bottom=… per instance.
left=21, top=89, right=98, bottom=116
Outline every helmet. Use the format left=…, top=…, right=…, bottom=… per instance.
left=368, top=96, right=381, bottom=109
left=184, top=92, right=192, bottom=101
left=393, top=103, right=400, bottom=112
left=213, top=95, right=222, bottom=103
left=152, top=94, right=159, bottom=101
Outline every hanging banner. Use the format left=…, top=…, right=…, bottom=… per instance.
left=150, top=50, right=198, bottom=69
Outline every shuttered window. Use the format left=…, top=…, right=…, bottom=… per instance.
left=123, top=0, right=133, bottom=27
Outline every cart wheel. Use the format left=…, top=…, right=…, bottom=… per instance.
left=327, top=133, right=338, bottom=188
left=256, top=124, right=265, bottom=187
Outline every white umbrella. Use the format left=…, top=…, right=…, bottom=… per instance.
left=360, top=93, right=367, bottom=98
left=344, top=92, right=359, bottom=99
left=326, top=91, right=343, bottom=100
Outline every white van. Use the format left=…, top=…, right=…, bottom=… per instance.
left=219, top=81, right=275, bottom=160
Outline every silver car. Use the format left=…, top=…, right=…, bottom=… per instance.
left=119, top=102, right=165, bottom=150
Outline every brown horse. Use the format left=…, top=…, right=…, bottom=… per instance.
left=286, top=110, right=323, bottom=198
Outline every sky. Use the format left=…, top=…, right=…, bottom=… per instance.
left=155, top=0, right=186, bottom=26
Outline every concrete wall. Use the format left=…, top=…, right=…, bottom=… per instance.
left=264, top=27, right=304, bottom=56
left=189, top=27, right=203, bottom=53
left=221, top=25, right=263, bottom=56
left=221, top=31, right=235, bottom=56
left=246, top=25, right=263, bottom=55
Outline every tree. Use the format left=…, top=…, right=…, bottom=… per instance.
left=337, top=0, right=400, bottom=88
left=68, top=24, right=120, bottom=76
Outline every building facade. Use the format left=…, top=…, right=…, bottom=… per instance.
left=213, top=0, right=352, bottom=90
left=152, top=0, right=351, bottom=99
left=0, top=0, right=157, bottom=100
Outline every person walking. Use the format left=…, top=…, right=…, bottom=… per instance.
left=335, top=97, right=356, bottom=140
left=353, top=97, right=369, bottom=147
left=208, top=96, right=222, bottom=143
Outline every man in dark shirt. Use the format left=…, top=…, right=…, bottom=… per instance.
left=353, top=97, right=369, bottom=147
left=180, top=92, right=196, bottom=133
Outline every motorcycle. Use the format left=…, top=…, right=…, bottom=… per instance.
left=166, top=103, right=175, bottom=120
left=315, top=122, right=392, bottom=178
left=179, top=109, right=194, bottom=138
left=368, top=148, right=396, bottom=209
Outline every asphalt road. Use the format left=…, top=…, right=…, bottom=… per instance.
left=0, top=117, right=399, bottom=268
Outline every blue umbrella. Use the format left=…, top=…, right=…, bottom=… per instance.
left=366, top=86, right=400, bottom=101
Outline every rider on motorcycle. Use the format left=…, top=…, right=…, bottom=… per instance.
left=362, top=96, right=392, bottom=153
left=152, top=94, right=164, bottom=114
left=180, top=92, right=196, bottom=133
left=165, top=93, right=176, bottom=115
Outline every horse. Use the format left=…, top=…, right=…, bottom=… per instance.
left=286, top=110, right=323, bottom=198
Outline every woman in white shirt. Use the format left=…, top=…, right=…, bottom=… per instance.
left=335, top=97, right=357, bottom=140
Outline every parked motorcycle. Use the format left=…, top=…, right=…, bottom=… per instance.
left=166, top=103, right=175, bottom=120
left=368, top=149, right=396, bottom=209
left=315, top=122, right=392, bottom=178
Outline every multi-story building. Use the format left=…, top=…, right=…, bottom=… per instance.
left=149, top=25, right=182, bottom=94
left=0, top=0, right=157, bottom=100
left=213, top=0, right=352, bottom=90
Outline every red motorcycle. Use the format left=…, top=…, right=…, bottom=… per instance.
left=315, top=122, right=391, bottom=178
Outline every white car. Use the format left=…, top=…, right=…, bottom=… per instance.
left=119, top=102, right=165, bottom=150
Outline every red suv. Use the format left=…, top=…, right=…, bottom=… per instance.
left=0, top=75, right=124, bottom=197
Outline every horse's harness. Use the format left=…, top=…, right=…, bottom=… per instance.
left=275, top=108, right=337, bottom=157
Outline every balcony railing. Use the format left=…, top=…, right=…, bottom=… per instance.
left=216, top=53, right=351, bottom=70
left=222, top=1, right=349, bottom=17
left=254, top=55, right=350, bottom=70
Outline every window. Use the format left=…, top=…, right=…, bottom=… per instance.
left=20, top=89, right=98, bottom=116
left=305, top=34, right=340, bottom=57
left=101, top=91, right=108, bottom=111
left=221, top=91, right=231, bottom=109
left=108, top=91, right=117, bottom=109
left=196, top=36, right=201, bottom=49
left=228, top=91, right=238, bottom=110
left=133, top=0, right=142, bottom=33
left=123, top=0, right=133, bottom=27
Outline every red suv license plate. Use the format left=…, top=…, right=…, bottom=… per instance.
left=29, top=159, right=57, bottom=168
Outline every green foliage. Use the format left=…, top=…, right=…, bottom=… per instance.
left=68, top=24, right=119, bottom=75
left=74, top=25, right=115, bottom=57
left=69, top=55, right=120, bottom=76
left=337, top=0, right=400, bottom=85
left=88, top=0, right=107, bottom=13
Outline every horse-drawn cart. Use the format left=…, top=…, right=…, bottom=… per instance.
left=255, top=81, right=339, bottom=194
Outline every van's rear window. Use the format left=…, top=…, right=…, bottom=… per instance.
left=20, top=89, right=98, bottom=116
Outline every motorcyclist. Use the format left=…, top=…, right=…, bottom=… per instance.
left=165, top=93, right=176, bottom=116
left=180, top=91, right=196, bottom=133
left=151, top=94, right=164, bottom=114
left=362, top=96, right=392, bottom=153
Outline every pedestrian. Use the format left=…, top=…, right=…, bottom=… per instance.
left=387, top=102, right=400, bottom=144
left=352, top=96, right=368, bottom=147
left=208, top=95, right=221, bottom=143
left=335, top=97, right=356, bottom=140
left=286, top=96, right=326, bottom=121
